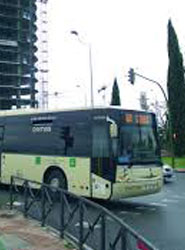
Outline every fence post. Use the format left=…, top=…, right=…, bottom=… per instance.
left=10, top=176, right=14, bottom=210
left=60, top=190, right=65, bottom=238
left=41, top=185, right=46, bottom=227
left=100, top=212, right=106, bottom=250
left=24, top=180, right=28, bottom=218
left=120, top=227, right=127, bottom=249
left=79, top=200, right=84, bottom=250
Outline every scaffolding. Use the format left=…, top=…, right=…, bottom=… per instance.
left=0, top=0, right=49, bottom=110
left=0, top=0, right=39, bottom=109
left=36, top=0, right=49, bottom=109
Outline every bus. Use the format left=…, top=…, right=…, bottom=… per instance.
left=0, top=107, right=163, bottom=199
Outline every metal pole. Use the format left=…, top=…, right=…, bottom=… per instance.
left=41, top=185, right=46, bottom=227
left=60, top=191, right=65, bottom=238
left=120, top=228, right=127, bottom=249
left=79, top=200, right=84, bottom=250
left=24, top=180, right=28, bottom=218
left=135, top=73, right=168, bottom=104
left=10, top=176, right=14, bottom=210
left=88, top=44, right=94, bottom=108
left=101, top=213, right=106, bottom=250
left=71, top=31, right=94, bottom=108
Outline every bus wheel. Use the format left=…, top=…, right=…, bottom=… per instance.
left=46, top=170, right=67, bottom=189
left=45, top=170, right=67, bottom=200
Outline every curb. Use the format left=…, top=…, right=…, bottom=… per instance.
left=175, top=169, right=185, bottom=172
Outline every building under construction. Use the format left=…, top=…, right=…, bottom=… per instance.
left=0, top=0, right=48, bottom=110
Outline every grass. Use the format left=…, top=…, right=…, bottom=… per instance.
left=162, top=157, right=185, bottom=169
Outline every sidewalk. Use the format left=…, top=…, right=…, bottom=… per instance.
left=175, top=168, right=185, bottom=172
left=0, top=208, right=76, bottom=250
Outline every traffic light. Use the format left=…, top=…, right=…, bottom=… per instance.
left=128, top=68, right=135, bottom=84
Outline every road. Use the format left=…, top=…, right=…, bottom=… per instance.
left=101, top=172, right=185, bottom=250
left=0, top=173, right=185, bottom=250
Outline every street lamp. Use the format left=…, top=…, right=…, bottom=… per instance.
left=70, top=30, right=94, bottom=108
left=98, top=85, right=107, bottom=106
left=76, top=84, right=87, bottom=107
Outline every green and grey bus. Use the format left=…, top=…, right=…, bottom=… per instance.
left=0, top=107, right=163, bottom=199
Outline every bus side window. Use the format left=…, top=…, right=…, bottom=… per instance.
left=92, top=124, right=109, bottom=157
left=0, top=126, right=4, bottom=140
left=60, top=126, right=74, bottom=155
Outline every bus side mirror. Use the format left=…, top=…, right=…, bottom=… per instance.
left=110, top=123, right=118, bottom=138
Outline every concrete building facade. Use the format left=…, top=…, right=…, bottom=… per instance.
left=0, top=0, right=38, bottom=109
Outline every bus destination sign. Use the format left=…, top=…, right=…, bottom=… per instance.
left=123, top=113, right=151, bottom=125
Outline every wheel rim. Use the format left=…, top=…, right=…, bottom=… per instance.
left=50, top=177, right=60, bottom=188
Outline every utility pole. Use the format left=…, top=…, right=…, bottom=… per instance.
left=71, top=31, right=94, bottom=108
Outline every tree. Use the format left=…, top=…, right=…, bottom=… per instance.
left=167, top=19, right=185, bottom=156
left=110, top=78, right=121, bottom=105
left=149, top=100, right=168, bottom=150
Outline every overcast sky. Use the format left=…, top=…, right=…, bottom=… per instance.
left=47, top=0, right=185, bottom=109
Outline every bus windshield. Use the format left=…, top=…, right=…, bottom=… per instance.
left=118, top=124, right=160, bottom=165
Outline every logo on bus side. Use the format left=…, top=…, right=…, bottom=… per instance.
left=32, top=126, right=52, bottom=133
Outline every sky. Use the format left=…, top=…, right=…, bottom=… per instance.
left=46, top=0, right=185, bottom=110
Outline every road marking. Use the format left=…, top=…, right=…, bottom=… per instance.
left=172, top=194, right=185, bottom=200
left=119, top=211, right=141, bottom=215
left=150, top=202, right=167, bottom=207
left=147, top=207, right=157, bottom=211
left=162, top=198, right=179, bottom=203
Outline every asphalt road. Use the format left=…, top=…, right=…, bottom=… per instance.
left=1, top=173, right=185, bottom=250
left=101, top=172, right=185, bottom=250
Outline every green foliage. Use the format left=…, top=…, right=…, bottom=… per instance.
left=167, top=19, right=185, bottom=156
left=158, top=122, right=169, bottom=150
left=162, top=156, right=185, bottom=169
left=110, top=78, right=121, bottom=106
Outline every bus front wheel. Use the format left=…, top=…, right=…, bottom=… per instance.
left=46, top=169, right=67, bottom=191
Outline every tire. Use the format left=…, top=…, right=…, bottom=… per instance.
left=45, top=170, right=67, bottom=201
left=46, top=169, right=67, bottom=190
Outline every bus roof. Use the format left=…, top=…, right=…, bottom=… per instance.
left=0, top=106, right=153, bottom=117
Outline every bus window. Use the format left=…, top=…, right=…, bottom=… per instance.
left=109, top=123, right=118, bottom=157
left=92, top=124, right=109, bottom=157
left=118, top=124, right=160, bottom=164
left=0, top=126, right=4, bottom=140
left=111, top=137, right=118, bottom=157
left=109, top=123, right=118, bottom=138
left=60, top=126, right=74, bottom=155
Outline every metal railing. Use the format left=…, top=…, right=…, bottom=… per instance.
left=9, top=176, right=158, bottom=250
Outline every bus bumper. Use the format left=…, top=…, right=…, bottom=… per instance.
left=111, top=178, right=163, bottom=199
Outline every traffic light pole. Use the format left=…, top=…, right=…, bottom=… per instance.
left=134, top=73, right=168, bottom=104
left=129, top=69, right=175, bottom=168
